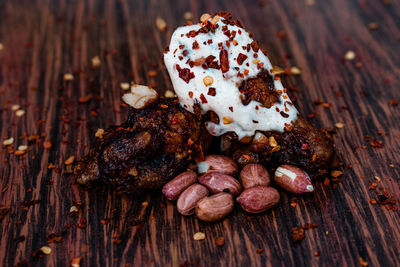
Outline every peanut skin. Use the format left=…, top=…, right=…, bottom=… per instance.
left=162, top=170, right=198, bottom=200
left=274, top=165, right=314, bottom=194
left=177, top=184, right=209, bottom=216
left=196, top=193, right=234, bottom=222
left=240, top=164, right=270, bottom=188
left=198, top=172, right=242, bottom=197
left=197, top=155, right=238, bottom=175
left=236, top=186, right=280, bottom=214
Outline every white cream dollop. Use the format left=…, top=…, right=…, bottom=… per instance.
left=163, top=16, right=298, bottom=139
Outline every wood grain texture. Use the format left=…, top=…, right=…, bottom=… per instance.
left=1, top=0, right=400, bottom=266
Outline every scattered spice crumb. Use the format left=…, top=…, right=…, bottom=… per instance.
left=0, top=43, right=3, bottom=51
left=91, top=56, right=101, bottom=68
left=64, top=156, right=75, bottom=165
left=256, top=248, right=264, bottom=254
left=335, top=122, right=344, bottom=129
left=71, top=257, right=82, bottom=267
left=389, top=99, right=398, bottom=107
left=40, top=246, right=52, bottom=255
left=291, top=226, right=305, bottom=242
left=120, top=82, right=130, bottom=90
left=193, top=232, right=206, bottom=241
left=95, top=128, right=104, bottom=139
left=314, top=251, right=320, bottom=257
left=215, top=236, right=225, bottom=247
left=156, top=17, right=167, bottom=32
left=368, top=22, right=378, bottom=31
left=359, top=257, right=368, bottom=267
left=184, top=12, right=193, bottom=20
left=43, top=140, right=52, bottom=149
left=290, top=66, right=301, bottom=75
left=3, top=137, right=14, bottom=146
left=64, top=73, right=74, bottom=81
left=330, top=170, right=343, bottom=178
left=16, top=110, right=26, bottom=117
left=344, top=50, right=356, bottom=61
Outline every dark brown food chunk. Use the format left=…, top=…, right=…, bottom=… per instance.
left=74, top=98, right=212, bottom=193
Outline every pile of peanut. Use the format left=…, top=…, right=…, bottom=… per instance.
left=162, top=155, right=314, bottom=222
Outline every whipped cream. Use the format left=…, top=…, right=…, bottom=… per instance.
left=164, top=15, right=298, bottom=139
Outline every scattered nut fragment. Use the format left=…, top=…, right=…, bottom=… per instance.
left=335, top=122, right=344, bottom=129
left=344, top=50, right=356, bottom=61
left=203, top=76, right=214, bottom=86
left=122, top=84, right=158, bottom=109
left=120, top=82, right=130, bottom=90
left=193, top=232, right=206, bottom=241
left=215, top=237, right=225, bottom=247
left=11, top=104, right=21, bottom=111
left=71, top=257, right=82, bottom=267
left=271, top=65, right=285, bottom=75
left=184, top=12, right=193, bottom=20
left=252, top=132, right=268, bottom=145
left=156, top=17, right=167, bottom=32
left=236, top=186, right=280, bottom=214
left=268, top=136, right=278, bottom=147
left=330, top=170, right=343, bottom=178
left=199, top=172, right=242, bottom=197
left=40, top=246, right=52, bottom=255
left=290, top=66, right=301, bottom=75
left=210, top=16, right=220, bottom=25
left=95, top=128, right=104, bottom=139
left=368, top=22, right=378, bottom=31
left=177, top=184, right=209, bottom=215
left=91, top=56, right=101, bottom=68
left=223, top=116, right=233, bottom=124
left=359, top=257, right=368, bottom=267
left=64, top=73, right=74, bottom=81
left=240, top=164, right=271, bottom=188
left=196, top=192, right=234, bottom=222
left=291, top=226, right=305, bottom=242
left=197, top=154, right=238, bottom=175
left=274, top=165, right=314, bottom=194
left=162, top=170, right=198, bottom=201
left=164, top=90, right=176, bottom=97
left=0, top=43, right=3, bottom=51
left=14, top=150, right=26, bottom=156
left=70, top=206, right=79, bottom=213
left=3, top=137, right=14, bottom=146
left=64, top=156, right=75, bottom=165
left=18, top=145, right=28, bottom=151
left=200, top=13, right=211, bottom=23
left=16, top=110, right=25, bottom=117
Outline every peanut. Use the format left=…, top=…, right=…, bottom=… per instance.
left=274, top=164, right=314, bottom=194
left=236, top=186, right=280, bottom=214
left=198, top=172, right=242, bottom=197
left=176, top=184, right=208, bottom=215
left=240, top=164, right=270, bottom=188
left=197, top=154, right=238, bottom=175
left=122, top=84, right=158, bottom=109
left=162, top=170, right=198, bottom=200
left=196, top=193, right=234, bottom=222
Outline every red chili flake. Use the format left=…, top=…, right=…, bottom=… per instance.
left=280, top=111, right=289, bottom=118
left=237, top=53, right=248, bottom=65
left=186, top=30, right=198, bottom=38
left=389, top=99, right=398, bottom=107
left=291, top=227, right=305, bottom=242
left=199, top=94, right=208, bottom=104
left=160, top=104, right=168, bottom=109
left=370, top=139, right=384, bottom=148
left=256, top=249, right=264, bottom=254
left=179, top=45, right=184, bottom=49
left=207, top=87, right=216, bottom=96
left=219, top=49, right=229, bottom=73
left=250, top=41, right=259, bottom=52
left=276, top=31, right=287, bottom=40
left=176, top=64, right=195, bottom=83
left=229, top=106, right=233, bottom=112
left=301, top=143, right=309, bottom=150
left=192, top=40, right=199, bottom=49
left=188, top=91, right=194, bottom=98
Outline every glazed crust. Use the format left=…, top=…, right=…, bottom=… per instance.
left=74, top=98, right=212, bottom=193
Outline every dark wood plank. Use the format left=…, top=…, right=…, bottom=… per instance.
left=1, top=0, right=400, bottom=266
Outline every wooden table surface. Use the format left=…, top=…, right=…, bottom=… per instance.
left=1, top=0, right=400, bottom=266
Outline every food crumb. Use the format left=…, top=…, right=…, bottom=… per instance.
left=64, top=73, right=74, bottom=81
left=156, top=17, right=167, bottom=32
left=368, top=22, right=378, bottom=31
left=91, top=56, right=101, bottom=68
left=164, top=90, right=176, bottom=97
left=120, top=82, right=130, bottom=90
left=344, top=50, right=356, bottom=61
left=215, top=236, right=225, bottom=247
left=290, top=66, right=301, bottom=75
left=95, top=128, right=105, bottom=139
left=16, top=110, right=26, bottom=117
left=3, top=137, right=14, bottom=146
left=71, top=257, right=82, bottom=267
left=11, top=104, right=21, bottom=111
left=359, top=257, right=368, bottom=267
left=40, top=246, right=52, bottom=255
left=0, top=43, right=3, bottom=51
left=291, top=226, right=305, bottom=242
left=64, top=156, right=75, bottom=165
left=193, top=232, right=206, bottom=241
left=256, top=248, right=264, bottom=254
left=184, top=12, right=193, bottom=20
left=335, top=122, right=344, bottom=129
left=18, top=145, right=28, bottom=151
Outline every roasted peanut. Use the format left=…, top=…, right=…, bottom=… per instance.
left=162, top=170, right=198, bottom=200
left=240, top=164, right=270, bottom=188
left=196, top=154, right=238, bottom=175
left=176, top=184, right=209, bottom=215
left=198, top=172, right=242, bottom=197
left=274, top=164, right=314, bottom=194
left=196, top=193, right=234, bottom=222
left=236, top=186, right=280, bottom=214
left=122, top=84, right=158, bottom=109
